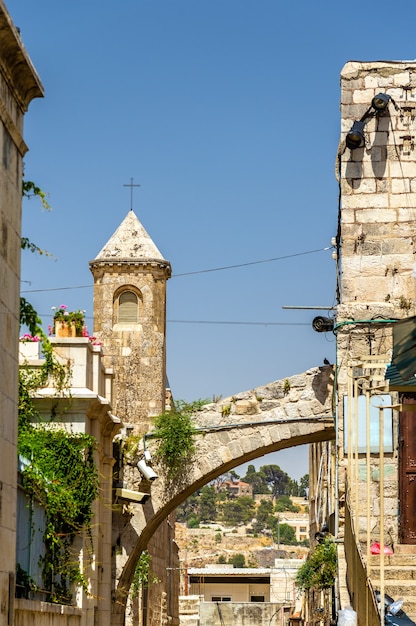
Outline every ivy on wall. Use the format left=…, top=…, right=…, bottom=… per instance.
left=18, top=339, right=99, bottom=603
left=152, top=399, right=208, bottom=478
left=131, top=551, right=160, bottom=598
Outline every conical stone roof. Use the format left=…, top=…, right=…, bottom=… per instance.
left=93, top=210, right=166, bottom=262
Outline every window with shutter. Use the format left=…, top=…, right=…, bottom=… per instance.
left=118, top=291, right=138, bottom=323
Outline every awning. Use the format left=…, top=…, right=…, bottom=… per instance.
left=390, top=316, right=416, bottom=382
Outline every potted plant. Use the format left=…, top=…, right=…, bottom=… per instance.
left=52, top=305, right=86, bottom=337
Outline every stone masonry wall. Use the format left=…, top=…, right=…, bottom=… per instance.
left=337, top=61, right=416, bottom=543
left=0, top=5, right=43, bottom=626
left=91, top=264, right=168, bottom=434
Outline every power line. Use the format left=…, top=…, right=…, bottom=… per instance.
left=21, top=284, right=91, bottom=294
left=166, top=320, right=310, bottom=326
left=172, top=246, right=331, bottom=277
left=33, top=313, right=311, bottom=327
left=21, top=245, right=331, bottom=294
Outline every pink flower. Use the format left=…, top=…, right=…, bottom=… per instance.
left=89, top=336, right=102, bottom=346
left=19, top=333, right=40, bottom=342
left=59, top=304, right=68, bottom=309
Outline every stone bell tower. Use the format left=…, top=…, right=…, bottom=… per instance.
left=89, top=209, right=171, bottom=432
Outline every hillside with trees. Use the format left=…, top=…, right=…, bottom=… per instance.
left=175, top=464, right=309, bottom=567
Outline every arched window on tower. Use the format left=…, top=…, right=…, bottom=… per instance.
left=117, top=290, right=139, bottom=324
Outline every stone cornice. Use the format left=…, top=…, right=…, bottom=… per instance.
left=89, top=257, right=172, bottom=278
left=0, top=1, right=44, bottom=111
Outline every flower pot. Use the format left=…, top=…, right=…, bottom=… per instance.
left=55, top=321, right=77, bottom=338
left=19, top=341, right=40, bottom=359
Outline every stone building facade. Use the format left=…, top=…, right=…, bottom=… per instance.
left=0, top=3, right=43, bottom=625
left=16, top=337, right=120, bottom=626
left=304, top=60, right=416, bottom=623
left=335, top=60, right=416, bottom=545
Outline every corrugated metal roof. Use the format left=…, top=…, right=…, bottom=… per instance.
left=391, top=316, right=416, bottom=381
left=385, top=363, right=416, bottom=387
left=188, top=567, right=271, bottom=576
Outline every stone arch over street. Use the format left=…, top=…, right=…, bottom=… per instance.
left=112, top=365, right=336, bottom=621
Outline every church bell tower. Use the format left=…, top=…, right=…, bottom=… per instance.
left=89, top=209, right=171, bottom=432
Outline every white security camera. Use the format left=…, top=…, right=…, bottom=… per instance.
left=137, top=459, right=158, bottom=482
left=143, top=449, right=152, bottom=462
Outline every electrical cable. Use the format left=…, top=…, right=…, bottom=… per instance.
left=20, top=245, right=332, bottom=294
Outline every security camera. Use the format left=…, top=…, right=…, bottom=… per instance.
left=137, top=459, right=158, bottom=482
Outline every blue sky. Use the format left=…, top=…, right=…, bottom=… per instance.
left=10, top=0, right=416, bottom=480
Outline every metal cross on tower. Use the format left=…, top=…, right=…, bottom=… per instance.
left=123, top=177, right=141, bottom=211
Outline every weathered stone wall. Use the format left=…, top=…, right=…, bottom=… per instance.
left=179, top=595, right=200, bottom=626
left=90, top=263, right=169, bottom=433
left=0, top=4, right=43, bottom=625
left=340, top=61, right=416, bottom=307
left=336, top=61, right=416, bottom=543
left=199, top=601, right=284, bottom=626
left=14, top=600, right=82, bottom=626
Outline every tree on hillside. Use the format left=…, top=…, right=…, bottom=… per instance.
left=287, top=478, right=299, bottom=496
left=199, top=486, right=217, bottom=522
left=242, top=465, right=269, bottom=495
left=176, top=492, right=200, bottom=524
left=221, top=496, right=255, bottom=525
left=271, top=521, right=296, bottom=545
left=261, top=464, right=290, bottom=501
left=299, top=474, right=309, bottom=497
left=252, top=499, right=274, bottom=534
left=228, top=553, right=245, bottom=568
left=275, top=495, right=300, bottom=512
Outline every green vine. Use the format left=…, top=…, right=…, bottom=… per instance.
left=18, top=337, right=98, bottom=603
left=131, top=551, right=160, bottom=598
left=22, top=179, right=51, bottom=210
left=294, top=538, right=337, bottom=591
left=19, top=425, right=98, bottom=602
left=152, top=399, right=208, bottom=478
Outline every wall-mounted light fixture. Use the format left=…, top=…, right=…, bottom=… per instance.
left=312, top=316, right=334, bottom=333
left=346, top=92, right=395, bottom=150
left=346, top=120, right=367, bottom=150
left=371, top=93, right=391, bottom=111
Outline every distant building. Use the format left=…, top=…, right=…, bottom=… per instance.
left=277, top=512, right=309, bottom=544
left=180, top=560, right=304, bottom=626
left=216, top=480, right=253, bottom=499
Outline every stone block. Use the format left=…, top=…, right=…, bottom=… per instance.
left=393, top=70, right=410, bottom=84
left=389, top=161, right=416, bottom=177
left=342, top=193, right=389, bottom=210
left=353, top=89, right=374, bottom=104
left=391, top=178, right=411, bottom=194
left=233, top=399, right=259, bottom=415
left=390, top=192, right=416, bottom=208
left=357, top=208, right=396, bottom=222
